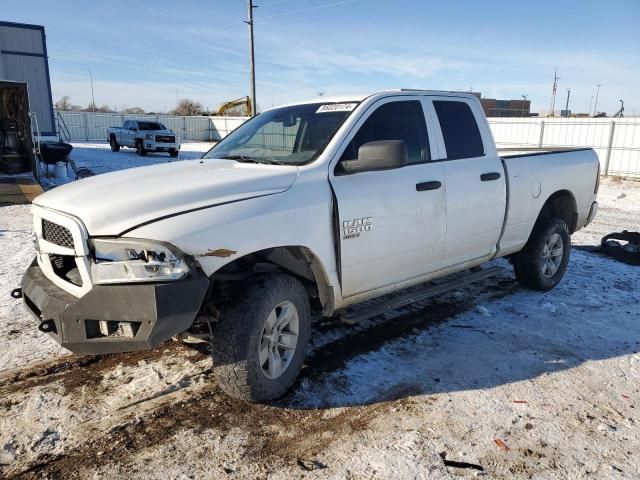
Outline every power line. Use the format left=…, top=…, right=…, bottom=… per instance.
left=259, top=0, right=295, bottom=7
left=202, top=0, right=361, bottom=34
left=257, top=0, right=360, bottom=20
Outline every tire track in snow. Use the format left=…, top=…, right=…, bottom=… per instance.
left=3, top=270, right=520, bottom=477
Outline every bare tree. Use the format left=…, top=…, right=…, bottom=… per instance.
left=83, top=103, right=113, bottom=113
left=55, top=96, right=82, bottom=111
left=171, top=98, right=204, bottom=116
left=121, top=106, right=146, bottom=115
left=55, top=96, right=72, bottom=111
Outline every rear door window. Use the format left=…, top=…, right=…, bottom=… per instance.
left=433, top=100, right=484, bottom=160
left=340, top=100, right=429, bottom=165
left=123, top=120, right=130, bottom=129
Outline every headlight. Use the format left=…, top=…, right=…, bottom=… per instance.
left=89, top=238, right=190, bottom=284
left=145, top=133, right=154, bottom=140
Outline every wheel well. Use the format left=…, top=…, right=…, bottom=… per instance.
left=109, top=133, right=116, bottom=140
left=537, top=190, right=578, bottom=233
left=209, top=246, right=334, bottom=316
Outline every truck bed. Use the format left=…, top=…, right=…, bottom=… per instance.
left=497, top=146, right=599, bottom=257
left=498, top=146, right=593, bottom=159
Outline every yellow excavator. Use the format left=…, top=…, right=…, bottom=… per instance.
left=215, top=96, right=252, bottom=117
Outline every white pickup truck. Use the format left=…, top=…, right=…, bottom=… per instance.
left=19, top=90, right=599, bottom=402
left=107, top=120, right=180, bottom=157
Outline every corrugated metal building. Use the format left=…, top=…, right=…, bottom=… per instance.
left=0, top=21, right=55, bottom=136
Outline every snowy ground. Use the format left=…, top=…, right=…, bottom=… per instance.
left=0, top=143, right=639, bottom=479
left=40, top=142, right=215, bottom=188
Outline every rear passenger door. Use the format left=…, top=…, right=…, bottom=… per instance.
left=430, top=98, right=506, bottom=267
left=330, top=97, right=446, bottom=298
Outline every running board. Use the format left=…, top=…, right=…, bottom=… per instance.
left=340, top=266, right=505, bottom=325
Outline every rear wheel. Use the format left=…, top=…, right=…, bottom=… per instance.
left=211, top=274, right=310, bottom=402
left=513, top=217, right=571, bottom=291
left=109, top=136, right=120, bottom=152
left=135, top=140, right=147, bottom=156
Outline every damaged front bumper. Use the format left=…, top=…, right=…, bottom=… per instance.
left=20, top=259, right=209, bottom=355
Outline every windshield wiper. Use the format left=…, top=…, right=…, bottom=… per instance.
left=220, top=155, right=285, bottom=165
left=220, top=155, right=256, bottom=162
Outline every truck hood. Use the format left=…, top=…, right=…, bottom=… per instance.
left=34, top=159, right=299, bottom=236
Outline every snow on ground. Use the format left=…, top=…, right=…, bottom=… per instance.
left=67, top=141, right=214, bottom=176
left=41, top=141, right=215, bottom=188
left=0, top=143, right=639, bottom=478
left=572, top=177, right=640, bottom=246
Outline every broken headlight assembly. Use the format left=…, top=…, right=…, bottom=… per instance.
left=89, top=238, right=190, bottom=284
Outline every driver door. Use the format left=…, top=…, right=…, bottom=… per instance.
left=329, top=97, right=446, bottom=298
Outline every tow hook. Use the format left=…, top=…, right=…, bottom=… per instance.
left=38, top=319, right=57, bottom=334
left=10, top=288, right=22, bottom=299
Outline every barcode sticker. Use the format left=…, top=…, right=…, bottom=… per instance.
left=316, top=103, right=358, bottom=113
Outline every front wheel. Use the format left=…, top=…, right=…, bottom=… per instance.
left=109, top=136, right=120, bottom=152
left=169, top=149, right=179, bottom=158
left=135, top=141, right=147, bottom=156
left=513, top=217, right=571, bottom=291
left=211, top=274, right=311, bottom=402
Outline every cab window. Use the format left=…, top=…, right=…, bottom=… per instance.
left=433, top=100, right=484, bottom=160
left=339, top=100, right=429, bottom=165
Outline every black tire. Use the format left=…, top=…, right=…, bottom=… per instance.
left=169, top=149, right=179, bottom=158
left=211, top=274, right=311, bottom=402
left=109, top=136, right=120, bottom=152
left=513, top=217, right=571, bottom=291
left=135, top=140, right=147, bottom=156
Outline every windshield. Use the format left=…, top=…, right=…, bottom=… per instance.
left=138, top=122, right=166, bottom=130
left=203, top=102, right=358, bottom=165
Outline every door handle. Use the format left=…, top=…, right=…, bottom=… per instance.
left=416, top=181, right=442, bottom=191
left=480, top=172, right=501, bottom=181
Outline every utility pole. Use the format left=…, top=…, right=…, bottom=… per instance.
left=550, top=67, right=558, bottom=116
left=588, top=95, right=594, bottom=116
left=246, top=0, right=257, bottom=117
left=521, top=94, right=528, bottom=117
left=593, top=84, right=602, bottom=117
left=564, top=88, right=571, bottom=117
left=88, top=68, right=96, bottom=112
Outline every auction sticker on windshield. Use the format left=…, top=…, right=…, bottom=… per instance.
left=316, top=103, right=358, bottom=113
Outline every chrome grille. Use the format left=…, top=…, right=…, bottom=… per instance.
left=42, top=219, right=74, bottom=249
left=155, top=135, right=175, bottom=143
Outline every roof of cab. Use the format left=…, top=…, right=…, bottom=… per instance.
left=266, top=89, right=480, bottom=111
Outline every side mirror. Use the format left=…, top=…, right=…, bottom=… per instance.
left=340, top=140, right=408, bottom=174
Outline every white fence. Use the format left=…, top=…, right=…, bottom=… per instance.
left=56, top=112, right=640, bottom=178
left=55, top=111, right=247, bottom=143
left=488, top=117, right=640, bottom=178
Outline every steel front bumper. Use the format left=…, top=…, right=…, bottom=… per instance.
left=20, top=260, right=209, bottom=355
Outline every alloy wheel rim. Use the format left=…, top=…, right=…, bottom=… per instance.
left=541, top=233, right=563, bottom=278
left=259, top=301, right=299, bottom=380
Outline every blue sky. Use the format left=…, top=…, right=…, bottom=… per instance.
left=4, top=0, right=639, bottom=114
